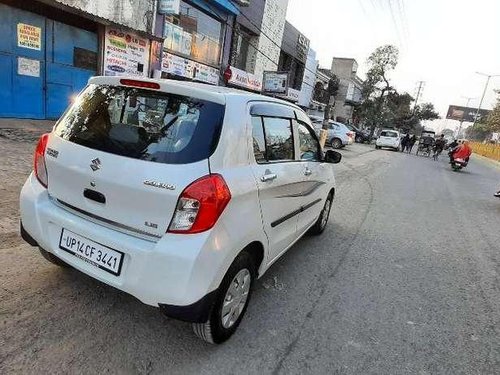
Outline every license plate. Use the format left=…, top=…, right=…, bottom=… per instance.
left=59, top=229, right=124, bottom=276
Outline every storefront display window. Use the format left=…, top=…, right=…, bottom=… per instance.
left=164, top=1, right=223, bottom=67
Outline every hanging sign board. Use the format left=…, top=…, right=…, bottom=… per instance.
left=17, top=23, right=41, bottom=50
left=103, top=27, right=150, bottom=77
left=161, top=52, right=219, bottom=85
left=226, top=66, right=262, bottom=92
left=158, top=0, right=181, bottom=14
left=263, top=71, right=288, bottom=94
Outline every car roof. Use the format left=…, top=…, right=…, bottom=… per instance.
left=89, top=76, right=301, bottom=109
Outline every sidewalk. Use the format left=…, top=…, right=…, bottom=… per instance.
left=0, top=118, right=55, bottom=143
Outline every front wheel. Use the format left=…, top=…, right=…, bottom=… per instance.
left=192, top=252, right=255, bottom=344
left=309, top=193, right=333, bottom=235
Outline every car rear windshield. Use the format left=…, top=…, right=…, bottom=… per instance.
left=381, top=131, right=398, bottom=137
left=54, top=84, right=225, bottom=164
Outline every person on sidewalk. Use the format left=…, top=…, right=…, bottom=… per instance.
left=407, top=135, right=417, bottom=154
left=401, top=134, right=410, bottom=152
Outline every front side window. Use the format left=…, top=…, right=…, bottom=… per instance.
left=297, top=123, right=320, bottom=161
left=55, top=84, right=224, bottom=164
left=164, top=2, right=224, bottom=66
left=263, top=117, right=294, bottom=161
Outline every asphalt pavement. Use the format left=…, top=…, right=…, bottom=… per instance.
left=1, top=142, right=499, bottom=374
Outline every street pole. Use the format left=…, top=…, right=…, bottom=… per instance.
left=320, top=95, right=334, bottom=148
left=472, top=72, right=500, bottom=127
left=413, top=81, right=425, bottom=113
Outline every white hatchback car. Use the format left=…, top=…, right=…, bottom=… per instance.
left=20, top=76, right=341, bottom=344
left=376, top=129, right=401, bottom=150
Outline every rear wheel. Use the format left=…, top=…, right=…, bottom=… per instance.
left=192, top=252, right=255, bottom=344
left=39, top=247, right=71, bottom=268
left=355, top=135, right=363, bottom=143
left=331, top=138, right=343, bottom=149
left=309, top=193, right=333, bottom=235
left=375, top=145, right=381, bottom=149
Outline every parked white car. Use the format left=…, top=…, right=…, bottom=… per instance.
left=309, top=116, right=355, bottom=148
left=376, top=129, right=401, bottom=150
left=20, top=76, right=342, bottom=344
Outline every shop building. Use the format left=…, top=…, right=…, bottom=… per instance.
left=0, top=0, right=157, bottom=120
left=159, top=0, right=238, bottom=86
left=277, top=20, right=310, bottom=103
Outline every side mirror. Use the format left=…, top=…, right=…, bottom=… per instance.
left=324, top=150, right=342, bottom=164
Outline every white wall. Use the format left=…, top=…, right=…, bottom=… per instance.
left=253, top=0, right=288, bottom=78
left=53, top=0, right=155, bottom=32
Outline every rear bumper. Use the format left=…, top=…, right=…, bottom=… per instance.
left=19, top=173, right=229, bottom=318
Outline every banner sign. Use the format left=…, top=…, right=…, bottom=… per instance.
left=103, top=27, right=150, bottom=77
left=446, top=105, right=491, bottom=123
left=161, top=52, right=219, bottom=85
left=158, top=0, right=180, bottom=15
left=227, top=66, right=262, bottom=92
left=263, top=71, right=288, bottom=94
left=18, top=57, right=40, bottom=77
left=17, top=23, right=41, bottom=50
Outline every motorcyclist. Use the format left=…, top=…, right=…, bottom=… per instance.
left=433, top=134, right=446, bottom=158
left=449, top=139, right=472, bottom=164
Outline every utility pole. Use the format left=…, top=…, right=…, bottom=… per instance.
left=456, top=96, right=475, bottom=138
left=472, top=72, right=500, bottom=126
left=413, top=81, right=425, bottom=113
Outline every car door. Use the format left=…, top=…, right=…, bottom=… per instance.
left=294, top=119, right=330, bottom=234
left=250, top=103, right=304, bottom=262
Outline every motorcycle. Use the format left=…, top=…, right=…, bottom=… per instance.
left=450, top=157, right=468, bottom=171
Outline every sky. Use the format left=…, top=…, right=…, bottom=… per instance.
left=286, top=0, right=500, bottom=132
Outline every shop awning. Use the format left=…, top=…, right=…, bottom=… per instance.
left=211, top=0, right=239, bottom=15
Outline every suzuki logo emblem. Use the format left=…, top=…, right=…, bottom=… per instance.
left=90, top=158, right=101, bottom=171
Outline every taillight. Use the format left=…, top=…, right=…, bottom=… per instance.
left=34, top=133, right=49, bottom=188
left=168, top=174, right=231, bottom=234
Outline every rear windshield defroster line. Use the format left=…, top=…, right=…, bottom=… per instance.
left=54, top=84, right=225, bottom=165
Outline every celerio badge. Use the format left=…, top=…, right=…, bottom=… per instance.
left=90, top=158, right=101, bottom=171
left=143, top=180, right=176, bottom=190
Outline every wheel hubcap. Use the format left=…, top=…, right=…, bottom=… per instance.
left=221, top=269, right=251, bottom=329
left=321, top=198, right=332, bottom=229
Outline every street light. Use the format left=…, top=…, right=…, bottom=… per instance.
left=472, top=72, right=500, bottom=127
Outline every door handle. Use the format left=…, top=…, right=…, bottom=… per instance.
left=304, top=168, right=312, bottom=176
left=261, top=173, right=277, bottom=182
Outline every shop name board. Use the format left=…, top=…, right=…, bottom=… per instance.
left=103, top=27, right=150, bottom=77
left=17, top=23, right=41, bottom=50
left=278, top=88, right=300, bottom=103
left=263, top=71, right=288, bottom=94
left=227, top=66, right=262, bottom=92
left=158, top=0, right=180, bottom=14
left=162, top=52, right=219, bottom=85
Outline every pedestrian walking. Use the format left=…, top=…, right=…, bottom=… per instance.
left=407, top=135, right=417, bottom=153
left=401, top=134, right=410, bottom=152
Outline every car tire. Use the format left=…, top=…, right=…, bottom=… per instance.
left=192, top=251, right=255, bottom=344
left=39, top=247, right=71, bottom=268
left=375, top=146, right=381, bottom=149
left=309, top=193, right=333, bottom=235
left=355, top=135, right=362, bottom=143
left=331, top=138, right=343, bottom=149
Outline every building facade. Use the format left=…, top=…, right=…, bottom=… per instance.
left=330, top=57, right=363, bottom=123
left=297, top=47, right=316, bottom=109
left=0, top=0, right=159, bottom=120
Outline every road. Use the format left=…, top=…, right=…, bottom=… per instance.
left=1, top=135, right=499, bottom=374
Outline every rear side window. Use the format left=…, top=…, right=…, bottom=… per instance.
left=251, top=115, right=294, bottom=163
left=54, top=84, right=225, bottom=164
left=381, top=131, right=398, bottom=138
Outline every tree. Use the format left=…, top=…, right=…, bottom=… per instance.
left=358, top=45, right=399, bottom=134
left=416, top=103, right=440, bottom=121
left=466, top=121, right=490, bottom=141
left=486, top=91, right=500, bottom=133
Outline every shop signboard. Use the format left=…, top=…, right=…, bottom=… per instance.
left=278, top=88, right=300, bottom=102
left=263, top=71, right=288, bottom=94
left=17, top=23, right=41, bottom=50
left=227, top=66, right=262, bottom=92
left=158, top=0, right=180, bottom=15
left=103, top=27, right=150, bottom=77
left=162, top=52, right=219, bottom=85
left=17, top=57, right=40, bottom=77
